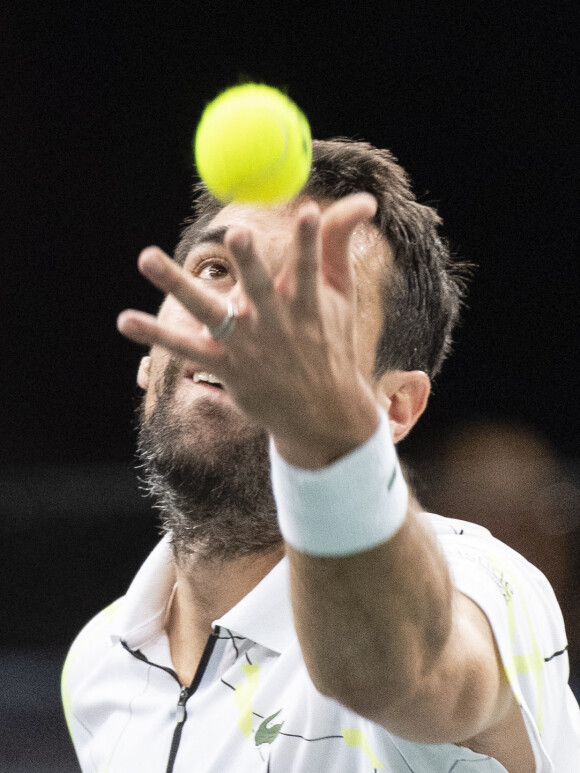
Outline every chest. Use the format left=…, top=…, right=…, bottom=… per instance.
left=76, top=637, right=507, bottom=773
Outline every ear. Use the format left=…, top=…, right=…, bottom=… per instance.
left=375, top=370, right=431, bottom=443
left=137, top=356, right=152, bottom=390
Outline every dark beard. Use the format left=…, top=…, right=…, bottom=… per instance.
left=136, top=355, right=283, bottom=563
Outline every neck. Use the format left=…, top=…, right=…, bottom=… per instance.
left=165, top=546, right=285, bottom=685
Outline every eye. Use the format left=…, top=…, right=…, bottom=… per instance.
left=190, top=255, right=236, bottom=286
left=199, top=261, right=229, bottom=280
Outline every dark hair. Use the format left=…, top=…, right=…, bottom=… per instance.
left=174, top=138, right=470, bottom=380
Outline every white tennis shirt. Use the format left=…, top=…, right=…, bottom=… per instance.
left=62, top=422, right=580, bottom=772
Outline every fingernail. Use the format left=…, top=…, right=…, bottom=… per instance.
left=362, top=192, right=378, bottom=213
left=139, top=250, right=164, bottom=277
left=117, top=310, right=134, bottom=331
left=235, top=231, right=251, bottom=250
left=303, top=211, right=319, bottom=228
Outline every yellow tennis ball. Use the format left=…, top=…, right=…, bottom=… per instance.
left=194, top=83, right=312, bottom=205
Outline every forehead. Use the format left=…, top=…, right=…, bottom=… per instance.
left=201, top=203, right=300, bottom=262
left=187, top=200, right=390, bottom=278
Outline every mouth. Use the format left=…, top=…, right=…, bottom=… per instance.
left=192, top=371, right=225, bottom=390
left=180, top=362, right=230, bottom=397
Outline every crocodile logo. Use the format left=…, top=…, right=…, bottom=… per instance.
left=255, top=710, right=284, bottom=746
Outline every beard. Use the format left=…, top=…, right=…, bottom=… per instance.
left=136, top=354, right=283, bottom=564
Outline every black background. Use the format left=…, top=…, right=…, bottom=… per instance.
left=1, top=2, right=579, bottom=768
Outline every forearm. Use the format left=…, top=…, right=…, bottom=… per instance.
left=270, top=410, right=455, bottom=720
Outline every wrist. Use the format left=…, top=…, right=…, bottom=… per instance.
left=272, top=387, right=380, bottom=470
left=270, top=407, right=408, bottom=556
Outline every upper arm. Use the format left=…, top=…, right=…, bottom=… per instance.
left=412, top=521, right=572, bottom=770
left=361, top=586, right=536, bottom=772
left=451, top=593, right=536, bottom=772
left=371, top=589, right=514, bottom=744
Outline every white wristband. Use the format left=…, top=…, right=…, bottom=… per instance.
left=270, top=408, right=408, bottom=557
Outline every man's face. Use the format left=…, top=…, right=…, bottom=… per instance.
left=136, top=200, right=389, bottom=561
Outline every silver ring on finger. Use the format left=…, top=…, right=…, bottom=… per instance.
left=205, top=300, right=238, bottom=341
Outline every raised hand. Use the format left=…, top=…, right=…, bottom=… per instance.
left=117, top=193, right=381, bottom=468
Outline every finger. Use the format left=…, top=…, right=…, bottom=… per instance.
left=138, top=247, right=226, bottom=329
left=294, top=202, right=321, bottom=313
left=320, top=193, right=378, bottom=296
left=225, top=228, right=276, bottom=315
left=117, top=309, right=222, bottom=367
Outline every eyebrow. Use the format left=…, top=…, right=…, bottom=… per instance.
left=188, top=225, right=229, bottom=248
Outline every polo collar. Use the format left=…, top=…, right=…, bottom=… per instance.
left=110, top=533, right=176, bottom=649
left=213, top=557, right=295, bottom=654
left=111, top=535, right=296, bottom=655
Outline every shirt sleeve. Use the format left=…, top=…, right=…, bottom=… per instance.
left=429, top=514, right=580, bottom=772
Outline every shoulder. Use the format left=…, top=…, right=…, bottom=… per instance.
left=423, top=511, right=566, bottom=645
left=61, top=598, right=123, bottom=733
left=423, top=511, right=561, bottom=611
